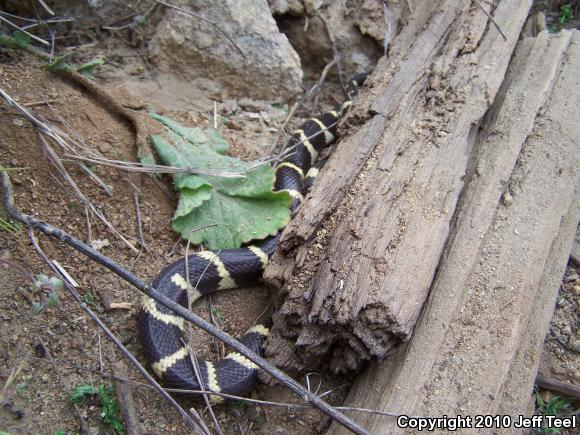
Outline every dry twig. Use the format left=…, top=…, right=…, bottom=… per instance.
left=536, top=373, right=580, bottom=401
left=113, top=361, right=142, bottom=435
left=475, top=0, right=507, bottom=40
left=22, top=227, right=200, bottom=431
left=0, top=171, right=370, bottom=435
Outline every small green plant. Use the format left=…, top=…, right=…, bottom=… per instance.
left=211, top=306, right=226, bottom=323
left=271, top=102, right=289, bottom=111
left=534, top=389, right=574, bottom=433
left=149, top=113, right=291, bottom=249
left=70, top=384, right=124, bottom=434
left=69, top=384, right=97, bottom=404
left=82, top=291, right=98, bottom=308
left=558, top=4, right=573, bottom=25
left=31, top=274, right=62, bottom=314
left=0, top=206, right=21, bottom=236
left=0, top=216, right=21, bottom=236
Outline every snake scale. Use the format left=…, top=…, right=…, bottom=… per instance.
left=139, top=74, right=367, bottom=401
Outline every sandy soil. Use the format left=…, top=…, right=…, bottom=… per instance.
left=0, top=55, right=349, bottom=434
left=0, top=2, right=577, bottom=434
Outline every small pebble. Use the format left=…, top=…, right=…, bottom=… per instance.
left=502, top=191, right=513, bottom=207
left=572, top=340, right=580, bottom=352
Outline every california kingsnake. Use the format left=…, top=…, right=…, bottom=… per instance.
left=139, top=74, right=367, bottom=401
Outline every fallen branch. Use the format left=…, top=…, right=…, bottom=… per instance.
left=26, top=226, right=201, bottom=432
left=0, top=171, right=370, bottom=435
left=536, top=374, right=580, bottom=402
left=113, top=361, right=142, bottom=435
left=31, top=356, right=407, bottom=419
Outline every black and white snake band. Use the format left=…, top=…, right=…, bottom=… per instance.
left=139, top=73, right=368, bottom=401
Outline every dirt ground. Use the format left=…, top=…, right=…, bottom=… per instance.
left=0, top=54, right=353, bottom=434
left=0, top=1, right=578, bottom=435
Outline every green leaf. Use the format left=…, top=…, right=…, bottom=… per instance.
left=69, top=384, right=97, bottom=404
left=12, top=30, right=31, bottom=48
left=48, top=276, right=63, bottom=290
left=98, top=384, right=124, bottom=434
left=46, top=291, right=60, bottom=307
left=150, top=114, right=291, bottom=249
left=31, top=302, right=43, bottom=315
left=77, top=57, right=105, bottom=76
left=47, top=54, right=71, bottom=71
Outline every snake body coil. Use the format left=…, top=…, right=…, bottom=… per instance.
left=139, top=74, right=367, bottom=399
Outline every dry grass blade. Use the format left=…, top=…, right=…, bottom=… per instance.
left=62, top=153, right=252, bottom=177
left=476, top=0, right=507, bottom=40
left=0, top=14, right=50, bottom=46
left=0, top=86, right=140, bottom=252
left=37, top=133, right=140, bottom=254
left=0, top=172, right=370, bottom=435
left=33, top=357, right=416, bottom=421
left=0, top=351, right=30, bottom=403
left=26, top=227, right=200, bottom=431
left=36, top=0, right=55, bottom=16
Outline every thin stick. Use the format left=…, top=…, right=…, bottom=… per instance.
left=1, top=172, right=370, bottom=435
left=113, top=361, right=142, bottom=435
left=84, top=205, right=93, bottom=246
left=23, top=98, right=62, bottom=107
left=273, top=116, right=342, bottom=164
left=132, top=191, right=148, bottom=251
left=0, top=15, right=50, bottom=46
left=536, top=374, right=580, bottom=401
left=37, top=133, right=139, bottom=254
left=0, top=351, right=30, bottom=403
left=36, top=0, right=55, bottom=15
left=98, top=332, right=104, bottom=373
left=268, top=101, right=299, bottom=154
left=475, top=1, right=507, bottom=41
left=26, top=228, right=200, bottom=431
left=317, top=13, right=345, bottom=95
left=313, top=58, right=338, bottom=111
left=32, top=357, right=406, bottom=419
left=189, top=407, right=212, bottom=435
left=184, top=238, right=219, bottom=435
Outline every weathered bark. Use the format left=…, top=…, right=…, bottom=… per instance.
left=331, top=29, right=580, bottom=433
left=264, top=0, right=534, bottom=374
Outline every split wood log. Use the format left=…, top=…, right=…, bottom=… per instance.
left=264, top=0, right=534, bottom=374
left=331, top=29, right=580, bottom=433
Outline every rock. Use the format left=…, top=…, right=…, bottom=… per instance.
left=268, top=0, right=304, bottom=15
left=502, top=191, right=513, bottom=206
left=150, top=0, right=303, bottom=100
left=276, top=0, right=385, bottom=77
left=572, top=339, right=580, bottom=352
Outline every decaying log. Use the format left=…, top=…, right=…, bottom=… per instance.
left=264, top=0, right=534, bottom=374
left=331, top=29, right=580, bottom=433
